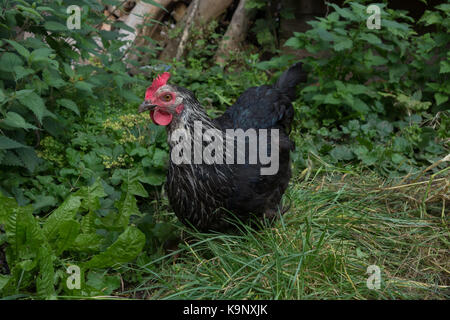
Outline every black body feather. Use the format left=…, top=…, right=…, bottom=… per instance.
left=165, top=63, right=307, bottom=231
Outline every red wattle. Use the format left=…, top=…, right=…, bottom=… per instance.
left=150, top=108, right=173, bottom=126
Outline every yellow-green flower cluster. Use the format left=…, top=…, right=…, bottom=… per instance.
left=100, top=154, right=133, bottom=169
left=37, top=136, right=65, bottom=167
left=103, top=113, right=151, bottom=131
left=102, top=113, right=151, bottom=145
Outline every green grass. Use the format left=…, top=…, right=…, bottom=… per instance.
left=115, top=166, right=449, bottom=300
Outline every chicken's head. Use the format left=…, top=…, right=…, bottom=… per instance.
left=138, top=72, right=184, bottom=126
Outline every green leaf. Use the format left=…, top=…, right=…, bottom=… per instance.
left=138, top=172, right=166, bottom=186
left=56, top=99, right=80, bottom=116
left=152, top=148, right=168, bottom=169
left=16, top=91, right=46, bottom=123
left=13, top=66, right=34, bottom=80
left=128, top=180, right=148, bottom=197
left=30, top=48, right=54, bottom=63
left=43, top=68, right=66, bottom=88
left=330, top=145, right=354, bottom=161
left=42, top=196, right=82, bottom=241
left=440, top=60, right=450, bottom=74
left=316, top=28, right=334, bottom=42
left=83, top=226, right=145, bottom=269
left=70, top=233, right=104, bottom=253
left=44, top=21, right=67, bottom=32
left=116, top=192, right=140, bottom=228
left=4, top=205, right=45, bottom=264
left=0, top=53, right=23, bottom=72
left=76, top=179, right=107, bottom=212
left=5, top=40, right=30, bottom=59
left=352, top=98, right=370, bottom=114
left=0, top=89, right=5, bottom=104
left=435, top=93, right=448, bottom=106
left=0, top=194, right=18, bottom=225
left=75, top=81, right=94, bottom=94
left=359, top=33, right=382, bottom=45
left=2, top=112, right=38, bottom=130
left=0, top=275, right=11, bottom=292
left=33, top=196, right=57, bottom=211
left=86, top=271, right=121, bottom=295
left=334, top=38, right=353, bottom=51
left=52, top=219, right=80, bottom=255
left=0, top=135, right=29, bottom=150
left=16, top=148, right=40, bottom=173
left=418, top=10, right=442, bottom=26
left=364, top=50, right=388, bottom=67
left=284, top=37, right=301, bottom=49
left=36, top=246, right=55, bottom=298
left=329, top=3, right=357, bottom=21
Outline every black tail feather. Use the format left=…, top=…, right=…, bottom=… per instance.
left=274, top=62, right=307, bottom=101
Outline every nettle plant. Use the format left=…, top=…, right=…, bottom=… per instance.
left=0, top=180, right=147, bottom=298
left=0, top=0, right=144, bottom=184
left=282, top=1, right=449, bottom=176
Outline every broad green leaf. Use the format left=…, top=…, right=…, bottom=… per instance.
left=5, top=40, right=30, bottom=59
left=359, top=33, right=382, bottom=45
left=76, top=179, right=107, bottom=212
left=364, top=50, right=388, bottom=67
left=330, top=3, right=357, bottom=21
left=316, top=28, right=334, bottom=42
left=43, top=68, right=66, bottom=88
left=0, top=136, right=29, bottom=150
left=52, top=219, right=80, bottom=255
left=418, top=10, right=442, bottom=26
left=13, top=66, right=34, bottom=80
left=57, top=99, right=80, bottom=115
left=116, top=192, right=140, bottom=228
left=352, top=98, right=370, bottom=114
left=0, top=194, right=18, bottom=225
left=44, top=21, right=67, bottom=32
left=2, top=112, right=38, bottom=130
left=0, top=275, right=11, bottom=291
left=138, top=173, right=166, bottom=186
left=83, top=226, right=145, bottom=269
left=330, top=145, right=354, bottom=161
left=16, top=148, right=40, bottom=173
left=0, top=53, right=23, bottom=72
left=128, top=180, right=148, bottom=197
left=33, top=196, right=57, bottom=211
left=86, top=271, right=121, bottom=295
left=4, top=205, right=45, bottom=264
left=42, top=196, right=82, bottom=240
left=36, top=246, right=55, bottom=298
left=75, top=81, right=94, bottom=94
left=334, top=38, right=353, bottom=51
left=70, top=233, right=104, bottom=253
left=0, top=89, right=5, bottom=103
left=284, top=37, right=302, bottom=49
left=440, top=60, right=450, bottom=74
left=152, top=148, right=168, bottom=169
left=16, top=91, right=46, bottom=123
left=434, top=93, right=448, bottom=106
left=29, top=48, right=54, bottom=63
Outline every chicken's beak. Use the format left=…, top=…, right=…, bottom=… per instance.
left=138, top=101, right=157, bottom=113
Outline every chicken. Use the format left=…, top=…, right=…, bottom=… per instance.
left=138, top=63, right=307, bottom=231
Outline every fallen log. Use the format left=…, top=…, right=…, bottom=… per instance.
left=159, top=0, right=233, bottom=61
left=215, top=0, right=252, bottom=65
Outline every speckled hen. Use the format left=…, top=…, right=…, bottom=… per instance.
left=138, top=63, right=307, bottom=231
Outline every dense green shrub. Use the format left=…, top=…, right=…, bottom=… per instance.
left=0, top=0, right=143, bottom=187
left=264, top=1, right=449, bottom=176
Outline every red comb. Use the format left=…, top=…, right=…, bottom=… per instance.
left=145, top=72, right=171, bottom=101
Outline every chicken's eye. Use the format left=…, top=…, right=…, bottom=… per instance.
left=161, top=94, right=172, bottom=102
